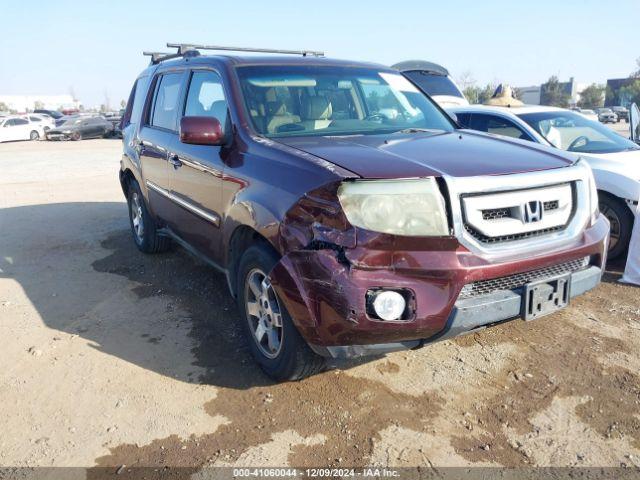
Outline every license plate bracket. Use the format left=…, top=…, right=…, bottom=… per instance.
left=523, top=274, right=571, bottom=321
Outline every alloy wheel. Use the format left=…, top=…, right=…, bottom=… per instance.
left=600, top=202, right=620, bottom=251
left=244, top=268, right=284, bottom=359
left=130, top=192, right=144, bottom=242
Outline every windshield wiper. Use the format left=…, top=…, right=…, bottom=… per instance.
left=392, top=127, right=442, bottom=135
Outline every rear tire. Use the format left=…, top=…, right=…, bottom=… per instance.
left=599, top=192, right=633, bottom=260
left=236, top=243, right=325, bottom=381
left=126, top=179, right=171, bottom=254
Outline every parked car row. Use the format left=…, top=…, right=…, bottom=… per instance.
left=0, top=111, right=122, bottom=143
left=118, top=44, right=612, bottom=381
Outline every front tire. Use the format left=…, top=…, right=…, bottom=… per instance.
left=599, top=192, right=633, bottom=260
left=29, top=130, right=39, bottom=140
left=237, top=244, right=325, bottom=381
left=71, top=131, right=82, bottom=141
left=126, top=180, right=171, bottom=254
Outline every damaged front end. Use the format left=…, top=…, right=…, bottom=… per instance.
left=268, top=180, right=461, bottom=356
left=266, top=172, right=609, bottom=359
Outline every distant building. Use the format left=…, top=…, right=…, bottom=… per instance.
left=0, top=94, right=79, bottom=113
left=605, top=78, right=637, bottom=107
left=516, top=86, right=541, bottom=105
left=517, top=78, right=593, bottom=107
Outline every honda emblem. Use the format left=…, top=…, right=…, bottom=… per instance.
left=523, top=200, right=544, bottom=223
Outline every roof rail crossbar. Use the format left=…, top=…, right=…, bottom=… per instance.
left=166, top=43, right=324, bottom=57
left=143, top=51, right=182, bottom=65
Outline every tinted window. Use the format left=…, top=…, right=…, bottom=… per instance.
left=455, top=112, right=472, bottom=128
left=402, top=71, right=464, bottom=98
left=151, top=73, right=183, bottom=131
left=4, top=119, right=15, bottom=127
left=184, top=71, right=227, bottom=130
left=14, top=118, right=29, bottom=126
left=470, top=114, right=532, bottom=141
left=29, top=116, right=41, bottom=122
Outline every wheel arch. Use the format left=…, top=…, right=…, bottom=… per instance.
left=226, top=223, right=280, bottom=299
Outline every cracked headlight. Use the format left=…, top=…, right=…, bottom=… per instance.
left=337, top=178, right=449, bottom=236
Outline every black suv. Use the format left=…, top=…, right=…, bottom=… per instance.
left=612, top=106, right=629, bottom=123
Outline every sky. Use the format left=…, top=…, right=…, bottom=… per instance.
left=1, top=0, right=638, bottom=108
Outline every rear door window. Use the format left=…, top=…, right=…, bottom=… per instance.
left=151, top=73, right=184, bottom=131
left=454, top=112, right=472, bottom=128
left=470, top=114, right=532, bottom=141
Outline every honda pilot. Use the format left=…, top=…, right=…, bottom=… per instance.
left=119, top=44, right=609, bottom=381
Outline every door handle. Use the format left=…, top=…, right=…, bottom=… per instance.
left=168, top=154, right=182, bottom=169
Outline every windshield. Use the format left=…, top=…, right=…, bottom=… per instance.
left=236, top=66, right=454, bottom=138
left=518, top=111, right=639, bottom=154
left=60, top=117, right=82, bottom=126
left=401, top=71, right=465, bottom=98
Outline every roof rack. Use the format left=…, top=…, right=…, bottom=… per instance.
left=143, top=51, right=183, bottom=65
left=166, top=42, right=324, bottom=58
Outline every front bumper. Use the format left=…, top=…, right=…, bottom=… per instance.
left=46, top=132, right=70, bottom=141
left=270, top=215, right=609, bottom=358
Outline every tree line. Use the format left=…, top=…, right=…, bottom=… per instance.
left=457, top=57, right=640, bottom=109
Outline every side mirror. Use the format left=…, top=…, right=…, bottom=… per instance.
left=630, top=103, right=640, bottom=144
left=180, top=116, right=224, bottom=146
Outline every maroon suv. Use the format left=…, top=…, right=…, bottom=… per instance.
left=119, top=44, right=609, bottom=380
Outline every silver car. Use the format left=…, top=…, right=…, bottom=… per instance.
left=597, top=108, right=618, bottom=123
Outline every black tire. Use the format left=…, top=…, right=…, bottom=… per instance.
left=126, top=179, right=171, bottom=254
left=236, top=243, right=325, bottom=381
left=29, top=130, right=39, bottom=140
left=599, top=192, right=634, bottom=260
left=71, top=131, right=81, bottom=141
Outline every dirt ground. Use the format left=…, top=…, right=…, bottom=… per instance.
left=1, top=138, right=639, bottom=474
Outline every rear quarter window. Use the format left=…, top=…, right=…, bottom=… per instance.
left=123, top=75, right=150, bottom=127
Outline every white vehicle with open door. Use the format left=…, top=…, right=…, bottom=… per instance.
left=393, top=60, right=469, bottom=108
left=0, top=115, right=45, bottom=142
left=449, top=103, right=640, bottom=260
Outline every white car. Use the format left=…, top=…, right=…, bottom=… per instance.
left=576, top=108, right=599, bottom=122
left=393, top=60, right=469, bottom=108
left=449, top=104, right=640, bottom=259
left=28, top=113, right=56, bottom=133
left=0, top=115, right=45, bottom=143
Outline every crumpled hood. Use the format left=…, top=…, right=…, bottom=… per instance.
left=275, top=130, right=575, bottom=178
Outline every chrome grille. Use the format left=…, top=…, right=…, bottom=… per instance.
left=459, top=256, right=590, bottom=299
left=482, top=201, right=559, bottom=222
left=465, top=224, right=565, bottom=243
left=482, top=207, right=510, bottom=220
left=462, top=183, right=574, bottom=244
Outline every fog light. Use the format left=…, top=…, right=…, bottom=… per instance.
left=372, top=291, right=406, bottom=321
